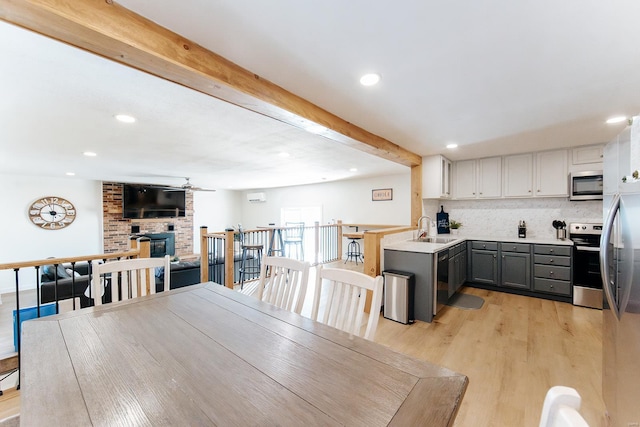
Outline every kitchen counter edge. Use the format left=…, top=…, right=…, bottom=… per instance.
left=383, top=235, right=573, bottom=254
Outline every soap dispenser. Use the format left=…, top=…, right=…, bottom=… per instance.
left=518, top=221, right=527, bottom=238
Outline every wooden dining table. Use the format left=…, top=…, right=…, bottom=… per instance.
left=20, top=283, right=468, bottom=426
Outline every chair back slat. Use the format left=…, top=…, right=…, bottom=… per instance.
left=92, top=255, right=170, bottom=306
left=257, top=255, right=310, bottom=314
left=313, top=266, right=383, bottom=341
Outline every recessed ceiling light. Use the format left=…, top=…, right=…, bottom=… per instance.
left=349, top=168, right=358, bottom=172
left=446, top=143, right=458, bottom=149
left=83, top=151, right=97, bottom=157
left=278, top=152, right=290, bottom=158
left=359, top=73, right=380, bottom=86
left=115, top=114, right=136, bottom=123
left=606, top=116, right=627, bottom=124
left=65, top=172, right=75, bottom=176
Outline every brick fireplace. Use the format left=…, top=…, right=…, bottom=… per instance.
left=102, top=182, right=194, bottom=256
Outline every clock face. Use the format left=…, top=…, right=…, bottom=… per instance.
left=28, top=196, right=76, bottom=230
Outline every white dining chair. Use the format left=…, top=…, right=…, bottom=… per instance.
left=539, top=386, right=589, bottom=427
left=91, top=255, right=170, bottom=305
left=256, top=254, right=310, bottom=314
left=311, top=265, right=383, bottom=341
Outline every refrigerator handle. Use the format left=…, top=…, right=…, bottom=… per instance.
left=601, top=193, right=621, bottom=320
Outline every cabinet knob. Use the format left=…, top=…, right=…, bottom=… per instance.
left=528, top=190, right=532, bottom=192
left=480, top=192, right=483, bottom=195
left=549, top=249, right=554, bottom=253
left=502, top=255, right=505, bottom=259
left=550, top=285, right=554, bottom=289
left=550, top=271, right=554, bottom=275
left=537, top=189, right=540, bottom=192
left=513, top=246, right=516, bottom=250
left=550, top=259, right=554, bottom=263
left=483, top=244, right=486, bottom=248
left=493, top=255, right=496, bottom=259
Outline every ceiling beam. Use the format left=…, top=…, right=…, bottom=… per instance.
left=0, top=0, right=422, bottom=168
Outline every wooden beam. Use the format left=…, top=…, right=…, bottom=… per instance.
left=0, top=0, right=421, bottom=168
left=410, top=164, right=422, bottom=227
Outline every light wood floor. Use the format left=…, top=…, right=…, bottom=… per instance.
left=0, top=260, right=605, bottom=425
left=374, top=286, right=605, bottom=427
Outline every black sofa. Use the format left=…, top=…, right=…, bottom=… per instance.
left=154, top=254, right=253, bottom=292
left=40, top=262, right=93, bottom=308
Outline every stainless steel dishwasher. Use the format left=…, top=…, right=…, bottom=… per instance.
left=434, top=249, right=449, bottom=316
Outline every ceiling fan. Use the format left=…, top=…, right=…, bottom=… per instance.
left=153, top=177, right=216, bottom=192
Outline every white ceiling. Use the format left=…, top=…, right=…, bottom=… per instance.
left=2, top=0, right=640, bottom=191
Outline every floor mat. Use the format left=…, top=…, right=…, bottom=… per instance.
left=446, top=293, right=485, bottom=310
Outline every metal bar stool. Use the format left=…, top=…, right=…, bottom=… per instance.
left=267, top=226, right=284, bottom=256
left=238, top=228, right=263, bottom=289
left=283, top=222, right=305, bottom=260
left=344, top=232, right=364, bottom=264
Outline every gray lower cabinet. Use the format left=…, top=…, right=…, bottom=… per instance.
left=500, top=243, right=531, bottom=290
left=470, top=241, right=498, bottom=285
left=383, top=249, right=435, bottom=322
left=448, top=243, right=467, bottom=298
left=533, top=244, right=572, bottom=297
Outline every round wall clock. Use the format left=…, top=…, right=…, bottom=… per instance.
left=28, top=196, right=76, bottom=230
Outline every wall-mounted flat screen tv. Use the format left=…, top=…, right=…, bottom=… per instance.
left=122, top=184, right=186, bottom=219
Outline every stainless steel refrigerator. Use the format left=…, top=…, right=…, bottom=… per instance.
left=601, top=115, right=640, bottom=426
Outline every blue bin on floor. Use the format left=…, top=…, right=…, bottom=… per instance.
left=13, top=303, right=57, bottom=352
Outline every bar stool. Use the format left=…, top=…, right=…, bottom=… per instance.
left=238, top=228, right=263, bottom=289
left=283, top=222, right=305, bottom=260
left=344, top=232, right=364, bottom=264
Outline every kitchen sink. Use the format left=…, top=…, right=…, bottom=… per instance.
left=412, top=236, right=458, bottom=244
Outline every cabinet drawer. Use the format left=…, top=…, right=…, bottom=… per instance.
left=534, top=278, right=571, bottom=296
left=534, top=265, right=571, bottom=281
left=500, top=243, right=530, bottom=253
left=534, top=254, right=571, bottom=267
left=472, top=241, right=498, bottom=251
left=534, top=245, right=571, bottom=257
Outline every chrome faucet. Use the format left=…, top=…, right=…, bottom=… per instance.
left=417, top=215, right=432, bottom=238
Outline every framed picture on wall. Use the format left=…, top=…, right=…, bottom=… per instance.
left=372, top=188, right=393, bottom=201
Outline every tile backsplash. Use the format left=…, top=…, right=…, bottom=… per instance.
left=424, top=198, right=602, bottom=240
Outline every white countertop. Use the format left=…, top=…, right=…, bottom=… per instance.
left=383, top=233, right=573, bottom=254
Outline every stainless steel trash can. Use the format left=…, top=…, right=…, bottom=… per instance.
left=383, top=270, right=415, bottom=324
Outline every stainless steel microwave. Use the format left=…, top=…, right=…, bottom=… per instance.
left=569, top=171, right=603, bottom=200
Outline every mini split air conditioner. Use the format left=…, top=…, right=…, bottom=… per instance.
left=247, top=192, right=266, bottom=203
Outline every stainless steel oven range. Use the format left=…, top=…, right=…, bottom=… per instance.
left=569, top=222, right=603, bottom=309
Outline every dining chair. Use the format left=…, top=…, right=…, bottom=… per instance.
left=283, top=222, right=305, bottom=260
left=311, top=265, right=383, bottom=341
left=539, top=386, right=589, bottom=427
left=256, top=254, right=310, bottom=314
left=91, top=255, right=170, bottom=306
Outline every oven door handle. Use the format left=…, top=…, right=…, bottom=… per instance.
left=574, top=246, right=600, bottom=252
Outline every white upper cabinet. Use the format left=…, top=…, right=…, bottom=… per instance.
left=423, top=155, right=452, bottom=199
left=536, top=149, right=568, bottom=197
left=454, top=157, right=502, bottom=199
left=477, top=157, right=502, bottom=198
left=453, top=160, right=476, bottom=198
left=503, top=154, right=533, bottom=197
left=572, top=144, right=604, bottom=165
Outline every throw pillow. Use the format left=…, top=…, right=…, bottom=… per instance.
left=43, top=264, right=71, bottom=281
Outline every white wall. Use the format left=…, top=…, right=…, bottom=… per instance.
left=192, top=189, right=242, bottom=253
left=240, top=173, right=412, bottom=228
left=0, top=175, right=103, bottom=293
left=423, top=197, right=602, bottom=240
